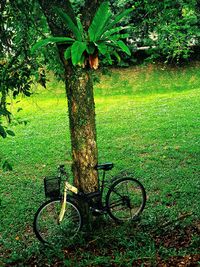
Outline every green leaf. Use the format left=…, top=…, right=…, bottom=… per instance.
left=104, top=53, right=113, bottom=65
left=113, top=51, right=121, bottom=63
left=117, top=40, right=131, bottom=56
left=101, top=26, right=129, bottom=40
left=31, top=37, right=74, bottom=54
left=64, top=46, right=72, bottom=60
left=0, top=125, right=7, bottom=138
left=0, top=108, right=11, bottom=116
left=104, top=8, right=133, bottom=32
left=17, top=107, right=23, bottom=112
left=109, top=33, right=129, bottom=41
left=97, top=43, right=107, bottom=55
left=23, top=91, right=32, bottom=97
left=86, top=43, right=95, bottom=55
left=6, top=130, right=15, bottom=137
left=79, top=54, right=85, bottom=65
left=55, top=7, right=82, bottom=41
left=77, top=17, right=84, bottom=39
left=71, top=41, right=87, bottom=66
left=88, top=2, right=112, bottom=42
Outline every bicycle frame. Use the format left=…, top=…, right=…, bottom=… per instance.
left=58, top=169, right=107, bottom=223
left=99, top=170, right=106, bottom=195
left=58, top=181, right=78, bottom=223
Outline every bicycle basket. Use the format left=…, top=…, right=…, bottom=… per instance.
left=44, top=176, right=61, bottom=198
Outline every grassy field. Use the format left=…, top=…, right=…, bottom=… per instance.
left=0, top=63, right=200, bottom=266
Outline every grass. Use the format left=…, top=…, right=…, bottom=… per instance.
left=0, top=62, right=200, bottom=266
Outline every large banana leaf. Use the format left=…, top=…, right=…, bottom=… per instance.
left=55, top=7, right=82, bottom=41
left=113, top=51, right=121, bottom=63
left=71, top=41, right=87, bottom=66
left=64, top=46, right=72, bottom=60
left=88, top=2, right=112, bottom=42
left=77, top=17, right=84, bottom=39
left=103, top=8, right=133, bottom=33
left=31, top=37, right=74, bottom=54
left=101, top=26, right=129, bottom=40
left=96, top=43, right=107, bottom=55
left=116, top=40, right=131, bottom=56
left=109, top=33, right=129, bottom=41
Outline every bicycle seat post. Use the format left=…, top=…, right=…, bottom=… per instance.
left=95, top=163, right=114, bottom=194
left=100, top=170, right=106, bottom=194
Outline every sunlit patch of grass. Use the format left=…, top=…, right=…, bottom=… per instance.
left=0, top=63, right=200, bottom=265
left=95, top=62, right=200, bottom=96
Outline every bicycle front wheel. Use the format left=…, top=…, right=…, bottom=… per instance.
left=33, top=197, right=82, bottom=245
left=106, top=177, right=146, bottom=222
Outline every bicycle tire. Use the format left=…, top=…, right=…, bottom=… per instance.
left=106, top=177, right=146, bottom=222
left=33, top=196, right=82, bottom=245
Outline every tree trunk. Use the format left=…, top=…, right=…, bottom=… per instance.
left=64, top=66, right=98, bottom=193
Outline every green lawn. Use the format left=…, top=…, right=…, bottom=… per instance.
left=0, top=63, right=200, bottom=266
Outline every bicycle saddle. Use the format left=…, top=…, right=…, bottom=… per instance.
left=95, top=163, right=114, bottom=171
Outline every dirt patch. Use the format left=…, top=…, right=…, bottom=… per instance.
left=157, top=254, right=200, bottom=267
left=153, top=225, right=199, bottom=249
left=132, top=254, right=200, bottom=267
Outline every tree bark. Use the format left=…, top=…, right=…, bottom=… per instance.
left=64, top=66, right=98, bottom=193
left=38, top=0, right=100, bottom=193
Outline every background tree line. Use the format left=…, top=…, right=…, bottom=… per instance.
left=111, top=0, right=200, bottom=65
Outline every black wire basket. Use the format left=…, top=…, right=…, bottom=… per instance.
left=44, top=176, right=61, bottom=198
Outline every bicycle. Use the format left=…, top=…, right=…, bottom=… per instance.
left=33, top=163, right=146, bottom=245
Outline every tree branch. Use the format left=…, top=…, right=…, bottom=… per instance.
left=38, top=0, right=77, bottom=37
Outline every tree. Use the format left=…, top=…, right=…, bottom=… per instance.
left=0, top=0, right=131, bottom=194
left=36, top=0, right=102, bottom=193
left=110, top=0, right=200, bottom=63
left=37, top=0, right=133, bottom=193
left=0, top=0, right=49, bottom=139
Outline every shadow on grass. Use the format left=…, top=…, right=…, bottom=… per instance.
left=6, top=214, right=200, bottom=267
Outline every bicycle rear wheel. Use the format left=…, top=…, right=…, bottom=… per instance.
left=33, top=196, right=82, bottom=245
left=106, top=177, right=146, bottom=222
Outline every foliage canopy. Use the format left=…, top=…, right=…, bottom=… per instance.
left=32, top=2, right=132, bottom=69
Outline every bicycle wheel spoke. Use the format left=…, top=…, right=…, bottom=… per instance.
left=125, top=182, right=134, bottom=219
left=34, top=198, right=82, bottom=245
left=109, top=199, right=124, bottom=209
left=106, top=177, right=146, bottom=222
